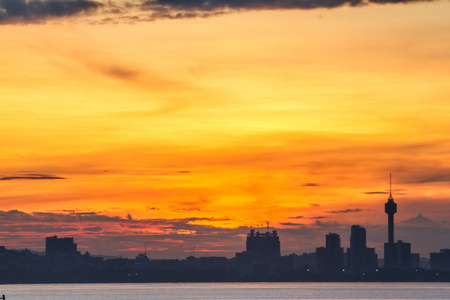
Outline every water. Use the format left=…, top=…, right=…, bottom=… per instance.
left=0, top=282, right=449, bottom=299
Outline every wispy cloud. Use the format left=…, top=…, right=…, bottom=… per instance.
left=364, top=191, right=388, bottom=195
left=289, top=216, right=304, bottom=219
left=326, top=208, right=363, bottom=214
left=0, top=174, right=66, bottom=180
left=280, top=222, right=304, bottom=226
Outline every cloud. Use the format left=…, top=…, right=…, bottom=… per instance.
left=0, top=0, right=438, bottom=24
left=0, top=174, right=66, bottom=180
left=289, top=216, right=304, bottom=219
left=326, top=208, right=363, bottom=214
left=303, top=183, right=319, bottom=187
left=280, top=222, right=304, bottom=226
left=402, top=213, right=434, bottom=224
left=149, top=0, right=363, bottom=11
left=0, top=209, right=447, bottom=258
left=0, top=0, right=101, bottom=23
left=364, top=191, right=388, bottom=195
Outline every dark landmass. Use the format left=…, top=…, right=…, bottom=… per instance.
left=0, top=247, right=448, bottom=284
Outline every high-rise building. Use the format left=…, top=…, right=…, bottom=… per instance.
left=347, top=225, right=377, bottom=274
left=245, top=229, right=280, bottom=257
left=316, top=233, right=344, bottom=274
left=430, top=249, right=450, bottom=272
left=45, top=236, right=78, bottom=258
left=384, top=240, right=413, bottom=269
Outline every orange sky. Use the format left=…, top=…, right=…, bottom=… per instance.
left=0, top=0, right=449, bottom=258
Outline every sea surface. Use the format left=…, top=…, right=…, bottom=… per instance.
left=0, top=282, right=449, bottom=299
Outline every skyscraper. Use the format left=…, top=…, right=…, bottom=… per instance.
left=245, top=229, right=280, bottom=257
left=316, top=233, right=344, bottom=274
left=348, top=225, right=377, bottom=274
left=45, top=236, right=78, bottom=258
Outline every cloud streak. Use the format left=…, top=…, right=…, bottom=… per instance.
left=326, top=208, right=363, bottom=214
left=0, top=0, right=101, bottom=23
left=0, top=174, right=66, bottom=180
left=0, top=0, right=439, bottom=24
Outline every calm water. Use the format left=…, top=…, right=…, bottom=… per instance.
left=1, top=282, right=449, bottom=299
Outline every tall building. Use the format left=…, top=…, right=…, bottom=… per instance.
left=385, top=174, right=397, bottom=245
left=245, top=229, right=280, bottom=257
left=46, top=236, right=78, bottom=258
left=384, top=174, right=400, bottom=268
left=347, top=225, right=378, bottom=274
left=316, top=233, right=344, bottom=274
left=430, top=249, right=450, bottom=272
left=382, top=176, right=417, bottom=269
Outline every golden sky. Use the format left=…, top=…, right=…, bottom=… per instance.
left=0, top=0, right=449, bottom=258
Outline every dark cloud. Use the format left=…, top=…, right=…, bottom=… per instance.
left=303, top=183, right=319, bottom=187
left=313, top=219, right=342, bottom=228
left=364, top=191, right=388, bottom=195
left=326, top=208, right=362, bottom=214
left=0, top=174, right=66, bottom=180
left=280, top=222, right=304, bottom=226
left=309, top=216, right=326, bottom=219
left=402, top=213, right=434, bottom=224
left=369, top=0, right=430, bottom=3
left=289, top=216, right=304, bottom=219
left=309, top=203, right=320, bottom=207
left=0, top=0, right=437, bottom=24
left=148, top=0, right=360, bottom=11
left=149, top=0, right=435, bottom=11
left=0, top=0, right=101, bottom=23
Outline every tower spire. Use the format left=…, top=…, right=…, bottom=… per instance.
left=385, top=173, right=397, bottom=244
left=390, top=173, right=392, bottom=195
left=388, top=173, right=394, bottom=201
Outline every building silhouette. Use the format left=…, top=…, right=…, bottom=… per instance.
left=383, top=177, right=418, bottom=269
left=245, top=229, right=281, bottom=257
left=384, top=175, right=400, bottom=268
left=347, top=225, right=377, bottom=274
left=316, top=233, right=344, bottom=274
left=46, top=236, right=78, bottom=258
left=430, top=249, right=450, bottom=272
left=385, top=174, right=397, bottom=245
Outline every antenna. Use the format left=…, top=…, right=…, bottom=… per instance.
left=266, top=221, right=270, bottom=232
left=390, top=173, right=392, bottom=195
left=144, top=242, right=147, bottom=256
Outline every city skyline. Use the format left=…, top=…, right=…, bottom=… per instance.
left=1, top=0, right=450, bottom=258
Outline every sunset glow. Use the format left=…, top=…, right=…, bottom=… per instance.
left=1, top=0, right=449, bottom=258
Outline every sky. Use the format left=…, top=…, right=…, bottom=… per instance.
left=0, top=0, right=449, bottom=259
